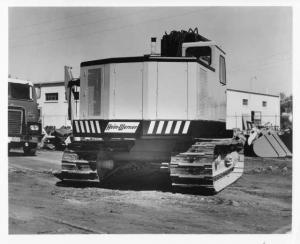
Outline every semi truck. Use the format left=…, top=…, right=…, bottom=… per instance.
left=8, top=78, right=42, bottom=155
left=54, top=28, right=245, bottom=193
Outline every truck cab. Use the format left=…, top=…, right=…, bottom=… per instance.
left=8, top=78, right=42, bottom=155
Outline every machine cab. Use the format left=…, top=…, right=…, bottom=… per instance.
left=182, top=41, right=227, bottom=86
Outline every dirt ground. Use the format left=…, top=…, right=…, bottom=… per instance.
left=8, top=149, right=292, bottom=234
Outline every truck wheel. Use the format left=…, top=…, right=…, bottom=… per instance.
left=23, top=146, right=37, bottom=156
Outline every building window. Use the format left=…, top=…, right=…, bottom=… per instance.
left=262, top=101, right=267, bottom=107
left=45, top=93, right=58, bottom=101
left=242, top=99, right=248, bottom=106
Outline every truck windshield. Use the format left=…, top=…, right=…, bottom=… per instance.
left=8, top=83, right=32, bottom=100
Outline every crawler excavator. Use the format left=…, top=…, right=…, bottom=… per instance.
left=54, top=28, right=245, bottom=193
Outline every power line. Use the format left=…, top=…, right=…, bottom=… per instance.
left=10, top=9, right=211, bottom=49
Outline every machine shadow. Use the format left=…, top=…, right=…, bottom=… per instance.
left=55, top=173, right=215, bottom=196
left=8, top=151, right=31, bottom=157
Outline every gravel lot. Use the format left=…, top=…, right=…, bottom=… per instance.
left=8, top=149, right=292, bottom=234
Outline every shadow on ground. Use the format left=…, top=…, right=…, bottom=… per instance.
left=8, top=151, right=26, bottom=157
left=8, top=151, right=39, bottom=157
left=55, top=173, right=215, bottom=196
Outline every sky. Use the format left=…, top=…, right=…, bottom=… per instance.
left=8, top=6, right=292, bottom=95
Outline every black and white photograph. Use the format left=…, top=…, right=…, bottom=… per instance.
left=4, top=1, right=298, bottom=241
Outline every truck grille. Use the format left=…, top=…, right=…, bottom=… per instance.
left=8, top=109, right=23, bottom=135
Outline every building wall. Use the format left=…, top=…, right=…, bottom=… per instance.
left=37, top=84, right=70, bottom=128
left=226, top=89, right=280, bottom=130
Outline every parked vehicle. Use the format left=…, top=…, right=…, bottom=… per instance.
left=8, top=78, right=42, bottom=155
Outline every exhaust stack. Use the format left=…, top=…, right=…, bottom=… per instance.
left=151, top=37, right=157, bottom=55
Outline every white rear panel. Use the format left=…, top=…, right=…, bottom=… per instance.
left=87, top=68, right=102, bottom=116
left=80, top=65, right=110, bottom=119
left=197, top=67, right=209, bottom=118
left=111, top=63, right=143, bottom=119
left=187, top=63, right=197, bottom=120
left=142, top=62, right=157, bottom=120
left=156, top=62, right=188, bottom=119
left=79, top=52, right=227, bottom=122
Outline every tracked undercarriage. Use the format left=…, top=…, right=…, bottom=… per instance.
left=54, top=137, right=244, bottom=193
left=168, top=139, right=244, bottom=192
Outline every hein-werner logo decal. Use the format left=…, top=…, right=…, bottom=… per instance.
left=104, top=122, right=139, bottom=133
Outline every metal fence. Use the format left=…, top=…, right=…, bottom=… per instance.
left=226, top=114, right=284, bottom=131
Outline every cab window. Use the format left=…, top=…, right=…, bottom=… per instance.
left=219, top=55, right=226, bottom=85
left=185, top=46, right=212, bottom=65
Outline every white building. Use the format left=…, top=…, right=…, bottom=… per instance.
left=34, top=81, right=76, bottom=128
left=226, top=89, right=280, bottom=130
